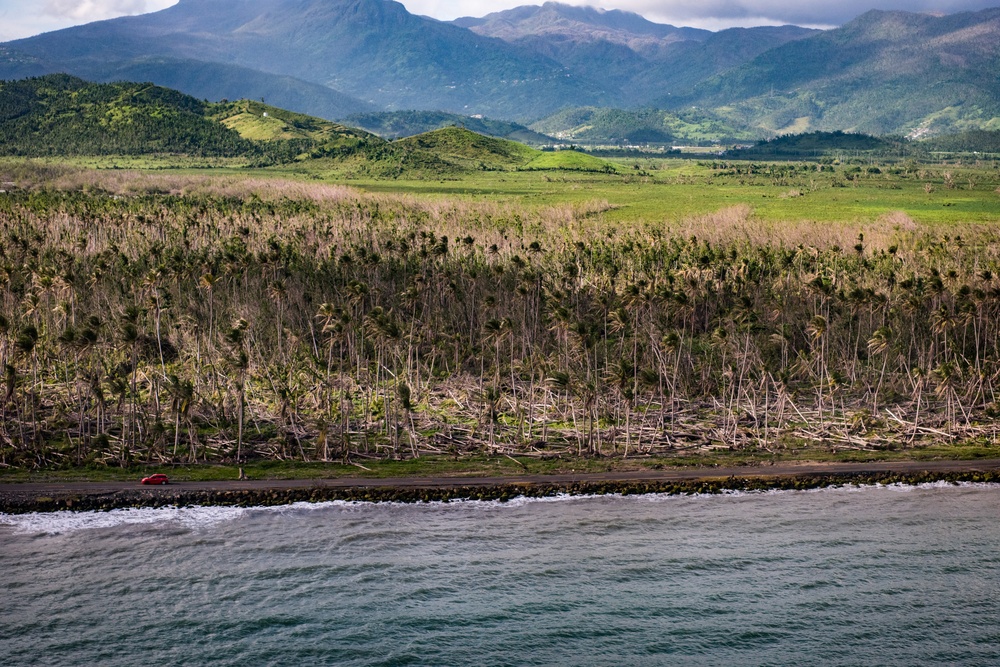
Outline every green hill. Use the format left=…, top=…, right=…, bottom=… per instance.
left=393, top=127, right=539, bottom=169
left=213, top=99, right=370, bottom=144
left=344, top=110, right=553, bottom=144
left=390, top=127, right=615, bottom=173
left=0, top=77, right=614, bottom=176
left=0, top=75, right=382, bottom=163
left=0, top=75, right=252, bottom=157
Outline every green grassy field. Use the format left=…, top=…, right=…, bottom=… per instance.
left=334, top=159, right=1000, bottom=225
left=12, top=147, right=999, bottom=228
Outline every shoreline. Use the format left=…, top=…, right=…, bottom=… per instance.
left=2, top=459, right=1000, bottom=514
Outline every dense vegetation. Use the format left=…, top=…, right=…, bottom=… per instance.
left=0, top=75, right=253, bottom=157
left=0, top=78, right=623, bottom=178
left=726, top=132, right=901, bottom=158
left=0, top=75, right=379, bottom=164
left=2, top=165, right=1000, bottom=471
left=923, top=130, right=1000, bottom=155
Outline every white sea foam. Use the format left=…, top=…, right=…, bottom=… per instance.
left=0, top=500, right=393, bottom=535
left=0, top=504, right=250, bottom=536
left=625, top=480, right=1000, bottom=503
left=2, top=482, right=997, bottom=535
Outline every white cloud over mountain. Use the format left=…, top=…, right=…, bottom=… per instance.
left=0, top=0, right=175, bottom=40
left=0, top=0, right=998, bottom=42
left=407, top=0, right=1000, bottom=27
left=41, top=0, right=176, bottom=21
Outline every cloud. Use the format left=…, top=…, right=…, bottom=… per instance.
left=2, top=0, right=998, bottom=42
left=619, top=0, right=1000, bottom=26
left=42, top=0, right=174, bottom=21
left=0, top=0, right=176, bottom=41
left=402, top=0, right=1000, bottom=28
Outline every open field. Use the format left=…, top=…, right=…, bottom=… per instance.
left=0, top=157, right=999, bottom=480
left=9, top=154, right=1000, bottom=223
left=22, top=155, right=997, bottom=225
left=339, top=159, right=1000, bottom=225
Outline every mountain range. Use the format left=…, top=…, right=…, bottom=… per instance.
left=0, top=1, right=998, bottom=137
left=455, top=3, right=816, bottom=106
left=0, top=74, right=615, bottom=175
left=0, top=0, right=610, bottom=121
left=672, top=8, right=1000, bottom=136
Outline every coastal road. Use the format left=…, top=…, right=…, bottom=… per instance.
left=3, top=458, right=1000, bottom=501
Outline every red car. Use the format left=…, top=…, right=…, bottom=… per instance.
left=141, top=473, right=170, bottom=485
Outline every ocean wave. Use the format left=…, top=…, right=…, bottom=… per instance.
left=2, top=482, right=997, bottom=535
left=0, top=504, right=250, bottom=536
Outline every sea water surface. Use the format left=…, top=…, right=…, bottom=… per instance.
left=2, top=483, right=1000, bottom=666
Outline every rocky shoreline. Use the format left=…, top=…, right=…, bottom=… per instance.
left=2, top=467, right=999, bottom=514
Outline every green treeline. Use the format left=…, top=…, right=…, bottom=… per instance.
left=0, top=75, right=378, bottom=165
left=0, top=75, right=253, bottom=157
left=923, top=130, right=1000, bottom=154
left=1, top=174, right=1000, bottom=469
left=728, top=130, right=1000, bottom=160
left=728, top=131, right=904, bottom=159
left=0, top=77, right=600, bottom=175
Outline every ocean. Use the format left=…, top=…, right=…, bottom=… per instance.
left=2, top=483, right=999, bottom=666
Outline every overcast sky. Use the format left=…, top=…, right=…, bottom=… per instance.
left=1, top=0, right=998, bottom=41
left=410, top=0, right=1000, bottom=28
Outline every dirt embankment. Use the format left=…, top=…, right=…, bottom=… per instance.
left=2, top=460, right=999, bottom=514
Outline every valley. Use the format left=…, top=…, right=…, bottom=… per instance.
left=2, top=1, right=999, bottom=138
left=1, top=4, right=1000, bottom=481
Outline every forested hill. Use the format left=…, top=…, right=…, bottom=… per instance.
left=0, top=75, right=253, bottom=157
left=725, top=131, right=897, bottom=158
left=0, top=76, right=617, bottom=176
left=0, top=75, right=383, bottom=159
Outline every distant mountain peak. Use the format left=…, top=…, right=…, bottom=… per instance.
left=455, top=2, right=709, bottom=45
left=2, top=1, right=997, bottom=136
